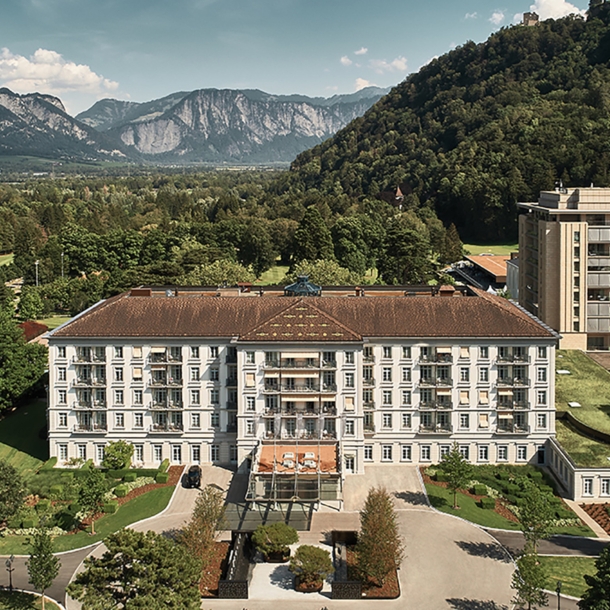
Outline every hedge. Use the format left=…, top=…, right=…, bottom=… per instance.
left=114, top=485, right=128, bottom=498
left=158, top=459, right=170, bottom=473
left=61, top=472, right=74, bottom=480
left=155, top=472, right=169, bottom=484
left=22, top=517, right=39, bottom=528
left=124, top=472, right=137, bottom=483
left=35, top=499, right=51, bottom=513
left=472, top=484, right=487, bottom=496
left=479, top=497, right=496, bottom=510
left=103, top=501, right=119, bottom=514
left=435, top=471, right=448, bottom=483
left=40, top=457, right=58, bottom=471
left=50, top=484, right=63, bottom=497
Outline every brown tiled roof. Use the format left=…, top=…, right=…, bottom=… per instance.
left=18, top=320, right=49, bottom=342
left=51, top=289, right=554, bottom=340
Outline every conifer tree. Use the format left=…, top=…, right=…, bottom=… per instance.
left=292, top=207, right=334, bottom=264
left=439, top=443, right=472, bottom=509
left=579, top=545, right=610, bottom=609
left=27, top=529, right=61, bottom=610
left=511, top=546, right=548, bottom=610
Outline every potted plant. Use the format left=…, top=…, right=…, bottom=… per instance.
left=252, top=522, right=298, bottom=562
left=289, top=545, right=335, bottom=593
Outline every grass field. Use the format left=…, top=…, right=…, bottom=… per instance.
left=555, top=420, right=610, bottom=468
left=0, top=399, right=48, bottom=478
left=0, top=253, right=13, bottom=266
left=0, top=486, right=175, bottom=554
left=254, top=265, right=289, bottom=285
left=425, top=484, right=595, bottom=536
left=463, top=243, right=518, bottom=256
left=0, top=591, right=60, bottom=610
left=35, top=315, right=72, bottom=330
left=555, top=350, right=610, bottom=435
left=539, top=556, right=597, bottom=598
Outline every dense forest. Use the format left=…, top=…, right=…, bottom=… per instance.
left=286, top=5, right=610, bottom=240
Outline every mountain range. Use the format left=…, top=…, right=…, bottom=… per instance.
left=0, top=86, right=389, bottom=164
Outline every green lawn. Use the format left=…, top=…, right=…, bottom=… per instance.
left=539, top=556, right=597, bottom=598
left=555, top=420, right=610, bottom=468
left=0, top=486, right=174, bottom=554
left=463, top=243, right=518, bottom=256
left=0, top=591, right=60, bottom=609
left=35, top=315, right=72, bottom=330
left=555, top=350, right=610, bottom=435
left=0, top=253, right=13, bottom=266
left=425, top=483, right=595, bottom=536
left=254, top=265, right=289, bottom=285
left=0, top=399, right=48, bottom=478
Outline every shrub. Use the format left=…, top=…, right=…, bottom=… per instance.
left=158, top=458, right=170, bottom=473
left=289, top=545, right=334, bottom=586
left=80, top=459, right=93, bottom=470
left=506, top=494, right=519, bottom=505
left=61, top=471, right=74, bottom=480
left=7, top=516, right=22, bottom=528
left=124, top=472, right=137, bottom=483
left=528, top=470, right=543, bottom=481
left=49, top=484, right=63, bottom=498
left=103, top=501, right=118, bottom=514
left=506, top=483, right=520, bottom=495
left=53, top=507, right=78, bottom=531
left=114, top=485, right=127, bottom=498
left=252, top=523, right=299, bottom=558
left=479, top=497, right=496, bottom=510
left=40, top=457, right=58, bottom=471
left=35, top=499, right=51, bottom=513
left=496, top=471, right=510, bottom=481
left=155, top=472, right=169, bottom=484
left=435, top=471, right=448, bottom=482
left=101, top=441, right=134, bottom=470
left=22, top=516, right=39, bottom=528
left=472, top=484, right=487, bottom=496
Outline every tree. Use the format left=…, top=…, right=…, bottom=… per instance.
left=292, top=206, right=335, bottom=264
left=579, top=545, right=610, bottom=609
left=517, top=478, right=555, bottom=552
left=101, top=440, right=134, bottom=470
left=0, top=460, right=26, bottom=522
left=67, top=529, right=202, bottom=610
left=356, top=486, right=404, bottom=587
left=284, top=259, right=362, bottom=286
left=252, top=522, right=299, bottom=559
left=27, top=529, right=61, bottom=610
left=511, top=546, right=548, bottom=610
left=179, top=485, right=226, bottom=570
left=289, top=545, right=334, bottom=586
left=239, top=219, right=278, bottom=277
left=184, top=259, right=255, bottom=286
left=439, top=443, right=472, bottom=509
left=332, top=216, right=369, bottom=275
left=78, top=469, right=107, bottom=535
left=440, top=223, right=464, bottom=265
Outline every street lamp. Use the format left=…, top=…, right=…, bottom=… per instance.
left=35, top=259, right=39, bottom=287
left=5, top=554, right=15, bottom=591
left=556, top=580, right=562, bottom=610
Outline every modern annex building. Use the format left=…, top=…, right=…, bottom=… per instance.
left=47, top=279, right=559, bottom=502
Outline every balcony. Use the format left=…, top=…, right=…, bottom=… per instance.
left=226, top=377, right=238, bottom=387
left=226, top=423, right=237, bottom=433
left=496, top=354, right=530, bottom=364
left=149, top=423, right=184, bottom=433
left=168, top=353, right=182, bottom=363
left=73, top=423, right=107, bottom=433
left=149, top=353, right=168, bottom=364
left=419, top=401, right=453, bottom=410
left=418, top=424, right=453, bottom=434
left=148, top=401, right=183, bottom=410
left=363, top=354, right=375, bottom=363
left=321, top=360, right=337, bottom=369
left=497, top=377, right=530, bottom=388
left=263, top=384, right=280, bottom=394
left=363, top=378, right=375, bottom=387
left=363, top=400, right=375, bottom=410
left=149, top=378, right=183, bottom=387
left=225, top=355, right=237, bottom=364
left=72, top=377, right=106, bottom=388
left=496, top=424, right=530, bottom=435
left=497, top=401, right=530, bottom=411
left=419, top=354, right=453, bottom=364
left=73, top=352, right=105, bottom=363
left=419, top=377, right=452, bottom=388
left=263, top=360, right=281, bottom=370
left=364, top=423, right=375, bottom=435
left=280, top=383, right=322, bottom=393
left=227, top=401, right=237, bottom=409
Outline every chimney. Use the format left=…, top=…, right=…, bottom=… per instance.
left=439, top=285, right=456, bottom=297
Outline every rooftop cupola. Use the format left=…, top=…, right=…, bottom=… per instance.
left=283, top=275, right=322, bottom=297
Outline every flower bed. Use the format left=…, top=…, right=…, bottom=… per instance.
left=580, top=503, right=610, bottom=535
left=346, top=547, right=400, bottom=598
left=200, top=541, right=231, bottom=597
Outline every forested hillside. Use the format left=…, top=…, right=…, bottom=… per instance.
left=285, top=7, right=610, bottom=240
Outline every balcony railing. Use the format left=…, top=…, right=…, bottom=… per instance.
left=321, top=360, right=337, bottom=369
left=496, top=354, right=530, bottom=363
left=363, top=378, right=375, bottom=387
left=419, top=401, right=453, bottom=410
left=72, top=377, right=106, bottom=387
left=497, top=401, right=530, bottom=411
left=419, top=377, right=452, bottom=387
left=363, top=354, right=375, bottom=363
left=226, top=377, right=238, bottom=387
left=149, top=378, right=183, bottom=387
left=419, top=354, right=453, bottom=364
left=149, top=423, right=184, bottom=433
left=148, top=401, right=183, bottom=410
left=418, top=424, right=453, bottom=434
left=72, top=400, right=106, bottom=409
left=73, top=423, right=107, bottom=433
left=497, top=377, right=530, bottom=388
left=73, top=353, right=106, bottom=363
left=364, top=423, right=375, bottom=434
left=363, top=400, right=375, bottom=410
left=496, top=424, right=530, bottom=434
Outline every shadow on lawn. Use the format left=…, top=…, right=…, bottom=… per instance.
left=0, top=398, right=49, bottom=462
left=427, top=494, right=448, bottom=509
left=446, top=599, right=508, bottom=610
left=0, top=590, right=45, bottom=609
left=455, top=541, right=512, bottom=563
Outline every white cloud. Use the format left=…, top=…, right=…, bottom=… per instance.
left=340, top=55, right=353, bottom=66
left=354, top=47, right=368, bottom=55
left=369, top=56, right=408, bottom=74
left=528, top=0, right=586, bottom=19
left=0, top=48, right=119, bottom=97
left=465, top=11, right=478, bottom=19
left=355, top=77, right=377, bottom=91
left=326, top=85, right=338, bottom=91
left=489, top=10, right=505, bottom=25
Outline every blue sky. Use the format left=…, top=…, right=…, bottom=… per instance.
left=0, top=0, right=587, bottom=114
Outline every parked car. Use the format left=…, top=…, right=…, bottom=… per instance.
left=186, top=465, right=202, bottom=488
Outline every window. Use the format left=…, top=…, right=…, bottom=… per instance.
left=114, top=346, right=123, bottom=358
left=133, top=367, right=142, bottom=381
left=345, top=351, right=354, bottom=364
left=583, top=478, right=593, bottom=496
left=153, top=445, right=162, bottom=463
left=383, top=413, right=393, bottom=428
left=479, top=390, right=489, bottom=405
left=517, top=445, right=527, bottom=461
left=497, top=445, right=508, bottom=461
left=132, top=389, right=142, bottom=405
left=345, top=420, right=355, bottom=435
left=211, top=412, right=220, bottom=428
left=191, top=413, right=201, bottom=429
left=210, top=346, right=219, bottom=359
left=401, top=413, right=412, bottom=429
left=58, top=346, right=66, bottom=358
left=246, top=420, right=255, bottom=435
left=114, top=390, right=124, bottom=405
left=460, top=346, right=470, bottom=359
left=537, top=390, right=547, bottom=405
left=459, top=414, right=470, bottom=430
left=210, top=368, right=219, bottom=381
left=77, top=444, right=86, bottom=459
left=364, top=445, right=373, bottom=461
left=479, top=346, right=489, bottom=359
left=420, top=445, right=431, bottom=461
left=344, top=456, right=355, bottom=472
left=58, top=367, right=66, bottom=381
left=245, top=351, right=255, bottom=364
left=134, top=413, right=143, bottom=428
left=58, top=390, right=67, bottom=404
left=536, top=413, right=547, bottom=429
left=479, top=413, right=489, bottom=429
left=172, top=445, right=182, bottom=463
left=459, top=390, right=470, bottom=405
left=191, top=445, right=201, bottom=463
left=402, top=346, right=411, bottom=359
left=135, top=444, right=144, bottom=462
left=479, top=368, right=489, bottom=382
left=402, top=390, right=412, bottom=405
left=460, top=367, right=470, bottom=382
left=190, top=367, right=200, bottom=381
left=439, top=445, right=450, bottom=458
left=537, top=368, right=547, bottom=382
left=114, top=367, right=123, bottom=382
left=402, top=367, right=411, bottom=382
left=401, top=445, right=412, bottom=461
left=478, top=445, right=489, bottom=462
left=133, top=346, right=142, bottom=359
left=210, top=389, right=219, bottom=404
left=246, top=396, right=255, bottom=411
left=345, top=372, right=355, bottom=388
left=382, top=445, right=393, bottom=461
left=383, top=346, right=392, bottom=359
left=190, top=390, right=200, bottom=405
left=382, top=367, right=392, bottom=382
left=58, top=444, right=68, bottom=461
left=230, top=445, right=238, bottom=462
left=96, top=444, right=105, bottom=462
left=459, top=445, right=470, bottom=460
left=211, top=445, right=220, bottom=462
left=58, top=412, right=68, bottom=428
left=345, top=396, right=355, bottom=411
left=537, top=346, right=547, bottom=359
left=115, top=413, right=124, bottom=428
left=601, top=479, right=610, bottom=496
left=245, top=373, right=255, bottom=388
left=383, top=390, right=392, bottom=406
